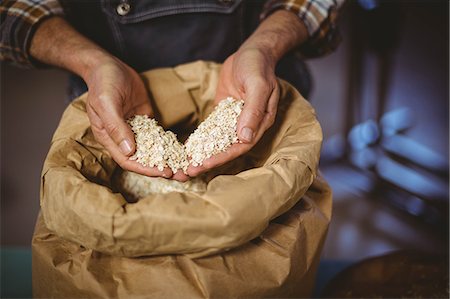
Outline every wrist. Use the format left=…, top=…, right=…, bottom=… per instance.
left=239, top=39, right=278, bottom=69
left=241, top=10, right=308, bottom=64
left=76, top=49, right=117, bottom=83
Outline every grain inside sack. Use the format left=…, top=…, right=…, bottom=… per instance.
left=128, top=97, right=244, bottom=174
left=115, top=171, right=207, bottom=202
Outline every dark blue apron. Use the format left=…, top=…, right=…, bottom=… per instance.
left=60, top=0, right=311, bottom=100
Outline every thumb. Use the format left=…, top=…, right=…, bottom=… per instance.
left=102, top=114, right=136, bottom=156
left=237, top=79, right=272, bottom=143
left=95, top=96, right=136, bottom=156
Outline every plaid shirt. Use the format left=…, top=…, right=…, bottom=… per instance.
left=0, top=0, right=344, bottom=68
left=261, top=0, right=344, bottom=57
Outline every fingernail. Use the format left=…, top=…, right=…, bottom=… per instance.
left=241, top=127, right=254, bottom=143
left=119, top=139, right=133, bottom=155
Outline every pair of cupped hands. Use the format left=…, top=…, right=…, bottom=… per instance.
left=86, top=47, right=280, bottom=182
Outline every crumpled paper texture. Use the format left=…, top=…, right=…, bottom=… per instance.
left=34, top=60, right=331, bottom=298
left=33, top=175, right=331, bottom=298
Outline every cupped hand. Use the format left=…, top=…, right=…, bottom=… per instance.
left=85, top=57, right=189, bottom=181
left=187, top=47, right=280, bottom=177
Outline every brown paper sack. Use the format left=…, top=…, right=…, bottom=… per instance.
left=33, top=61, right=332, bottom=298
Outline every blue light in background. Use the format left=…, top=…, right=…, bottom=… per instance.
left=358, top=0, right=379, bottom=11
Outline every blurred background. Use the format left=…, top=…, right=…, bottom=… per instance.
left=1, top=0, right=449, bottom=297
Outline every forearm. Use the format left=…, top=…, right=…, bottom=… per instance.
left=29, top=16, right=113, bottom=80
left=241, top=10, right=309, bottom=65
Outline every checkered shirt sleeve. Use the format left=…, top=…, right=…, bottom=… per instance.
left=0, top=0, right=64, bottom=67
left=262, top=0, right=345, bottom=57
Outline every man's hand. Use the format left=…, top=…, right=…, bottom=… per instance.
left=187, top=47, right=279, bottom=177
left=84, top=56, right=176, bottom=178
left=29, top=17, right=186, bottom=179
left=217, top=48, right=279, bottom=143
left=187, top=10, right=308, bottom=177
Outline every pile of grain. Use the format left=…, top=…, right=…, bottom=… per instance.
left=185, top=97, right=244, bottom=166
left=127, top=97, right=244, bottom=174
left=128, top=115, right=189, bottom=172
left=128, top=116, right=189, bottom=173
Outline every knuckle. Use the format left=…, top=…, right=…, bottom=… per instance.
left=94, top=97, right=108, bottom=111
left=88, top=93, right=101, bottom=107
left=250, top=76, right=267, bottom=86
left=249, top=75, right=275, bottom=90
left=93, top=92, right=117, bottom=111
left=255, top=81, right=271, bottom=93
left=90, top=127, right=107, bottom=143
left=97, top=92, right=114, bottom=103
left=90, top=125, right=104, bottom=138
left=104, top=122, right=120, bottom=137
left=90, top=122, right=103, bottom=133
left=247, top=108, right=265, bottom=120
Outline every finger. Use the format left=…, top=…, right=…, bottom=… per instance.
left=129, top=101, right=153, bottom=118
left=214, top=82, right=241, bottom=105
left=90, top=93, right=137, bottom=156
left=186, top=164, right=207, bottom=177
left=172, top=170, right=190, bottom=182
left=237, top=77, right=273, bottom=143
left=214, top=58, right=243, bottom=105
left=260, top=81, right=280, bottom=131
left=87, top=99, right=134, bottom=156
left=92, top=125, right=173, bottom=178
left=188, top=90, right=279, bottom=178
